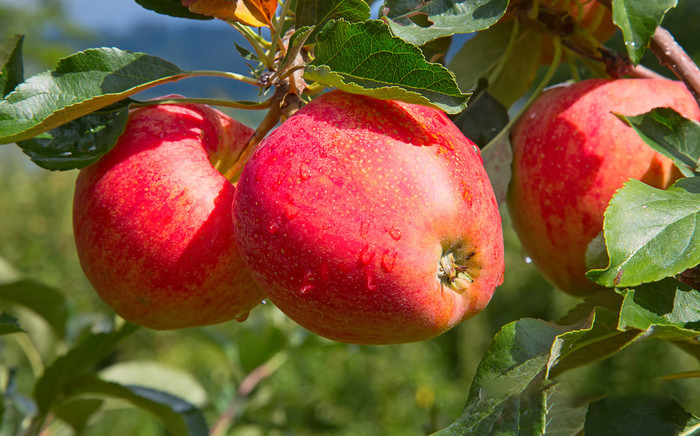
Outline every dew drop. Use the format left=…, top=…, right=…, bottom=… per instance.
left=301, top=284, right=315, bottom=294
left=301, top=270, right=315, bottom=294
left=381, top=249, right=398, bottom=273
left=261, top=299, right=268, bottom=305
left=284, top=202, right=299, bottom=220
left=364, top=269, right=377, bottom=291
left=234, top=311, right=250, bottom=322
left=299, top=162, right=312, bottom=180
left=359, top=220, right=370, bottom=238
left=388, top=225, right=402, bottom=241
left=267, top=222, right=280, bottom=234
left=524, top=256, right=532, bottom=264
left=359, top=244, right=375, bottom=265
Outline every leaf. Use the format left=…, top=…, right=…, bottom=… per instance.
left=99, top=361, right=208, bottom=407
left=448, top=20, right=515, bottom=94
left=237, top=325, right=288, bottom=374
left=381, top=0, right=508, bottom=46
left=611, top=0, right=678, bottom=65
left=52, top=398, right=104, bottom=434
left=0, top=280, right=68, bottom=338
left=616, top=107, right=700, bottom=177
left=451, top=81, right=509, bottom=147
left=618, top=279, right=700, bottom=340
left=33, top=323, right=139, bottom=414
left=0, top=34, right=24, bottom=98
left=479, top=132, right=511, bottom=207
left=63, top=375, right=208, bottom=436
left=586, top=179, right=700, bottom=288
left=0, top=48, right=186, bottom=145
left=305, top=19, right=470, bottom=114
left=16, top=103, right=130, bottom=171
left=182, top=0, right=277, bottom=27
left=556, top=289, right=624, bottom=326
left=585, top=396, right=700, bottom=436
left=435, top=319, right=569, bottom=435
left=0, top=312, right=24, bottom=335
left=547, top=307, right=640, bottom=378
left=295, top=0, right=370, bottom=41
left=134, top=0, right=213, bottom=20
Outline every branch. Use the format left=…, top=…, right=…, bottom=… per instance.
left=649, top=27, right=700, bottom=106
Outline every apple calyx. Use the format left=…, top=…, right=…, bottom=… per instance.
left=438, top=250, right=475, bottom=290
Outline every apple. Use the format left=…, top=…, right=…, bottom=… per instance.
left=233, top=90, right=505, bottom=345
left=73, top=100, right=266, bottom=329
left=507, top=78, right=700, bottom=296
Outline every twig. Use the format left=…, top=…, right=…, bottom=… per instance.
left=649, top=26, right=700, bottom=106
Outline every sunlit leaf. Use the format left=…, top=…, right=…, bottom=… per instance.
left=0, top=280, right=68, bottom=338
left=616, top=107, right=700, bottom=177
left=305, top=19, right=469, bottom=114
left=183, top=0, right=277, bottom=27
left=134, top=0, right=212, bottom=20
left=295, top=0, right=370, bottom=40
left=381, top=0, right=508, bottom=46
left=587, top=179, right=700, bottom=288
left=0, top=48, right=186, bottom=145
left=611, top=0, right=678, bottom=65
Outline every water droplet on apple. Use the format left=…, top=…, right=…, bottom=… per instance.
left=381, top=249, right=398, bottom=272
left=359, top=220, right=370, bottom=238
left=299, top=162, right=312, bottom=180
left=359, top=243, right=375, bottom=265
left=234, top=311, right=250, bottom=322
left=267, top=222, right=280, bottom=234
left=388, top=225, right=402, bottom=241
left=524, top=256, right=532, bottom=264
left=301, top=270, right=315, bottom=294
left=261, top=299, right=268, bottom=305
left=300, top=283, right=315, bottom=294
left=284, top=202, right=299, bottom=220
left=364, top=269, right=377, bottom=291
left=319, top=262, right=331, bottom=281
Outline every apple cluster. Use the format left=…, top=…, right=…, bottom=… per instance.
left=72, top=90, right=506, bottom=344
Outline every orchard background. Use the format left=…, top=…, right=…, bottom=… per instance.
left=1, top=0, right=700, bottom=435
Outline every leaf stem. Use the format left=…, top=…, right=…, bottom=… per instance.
left=488, top=20, right=521, bottom=87
left=14, top=333, right=44, bottom=378
left=132, top=97, right=273, bottom=111
left=268, top=0, right=293, bottom=62
left=229, top=22, right=274, bottom=67
left=188, top=69, right=261, bottom=86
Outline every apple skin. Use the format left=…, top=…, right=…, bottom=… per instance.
left=73, top=101, right=266, bottom=329
left=233, top=91, right=505, bottom=345
left=507, top=78, right=700, bottom=296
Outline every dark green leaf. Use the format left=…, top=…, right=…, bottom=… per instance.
left=618, top=279, right=700, bottom=340
left=0, top=312, right=24, bottom=335
left=616, top=107, right=700, bottom=177
left=419, top=36, right=452, bottom=65
left=435, top=319, right=568, bottom=435
left=237, top=325, right=288, bottom=374
left=0, top=34, right=24, bottom=98
left=0, top=48, right=187, bottom=145
left=17, top=103, right=129, bottom=171
left=674, top=177, right=700, bottom=193
left=295, top=0, right=370, bottom=41
left=305, top=19, right=470, bottom=114
left=134, top=0, right=212, bottom=20
left=587, top=179, right=700, bottom=287
left=33, top=323, right=139, bottom=414
left=547, top=307, right=640, bottom=378
left=448, top=20, right=514, bottom=94
left=556, top=289, right=624, bottom=326
left=451, top=81, right=509, bottom=148
left=52, top=398, right=104, bottom=434
left=585, top=396, right=700, bottom=436
left=612, top=0, right=678, bottom=65
left=0, top=280, right=68, bottom=338
left=381, top=0, right=508, bottom=46
left=64, top=375, right=208, bottom=436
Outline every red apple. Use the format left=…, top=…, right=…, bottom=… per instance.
left=507, top=78, right=700, bottom=296
left=73, top=100, right=265, bottom=329
left=233, top=90, right=505, bottom=345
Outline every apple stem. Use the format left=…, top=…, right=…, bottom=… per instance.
left=438, top=252, right=474, bottom=285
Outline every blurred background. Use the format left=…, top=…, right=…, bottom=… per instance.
left=1, top=1, right=700, bottom=435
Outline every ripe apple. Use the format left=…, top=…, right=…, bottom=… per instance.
left=507, top=78, right=700, bottom=296
left=73, top=100, right=265, bottom=329
left=233, top=90, right=505, bottom=345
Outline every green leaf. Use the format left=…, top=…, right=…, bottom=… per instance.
left=556, top=289, right=624, bottom=326
left=0, top=280, right=69, bottom=338
left=617, top=107, right=700, bottom=177
left=618, top=279, right=700, bottom=340
left=99, top=361, right=208, bottom=407
left=435, top=319, right=568, bottom=435
left=295, top=0, right=370, bottom=41
left=587, top=179, right=700, bottom=288
left=612, top=0, right=678, bottom=65
left=52, top=398, right=104, bottom=434
left=451, top=81, right=509, bottom=148
left=0, top=48, right=187, bottom=145
left=134, top=0, right=213, bottom=20
left=16, top=103, right=129, bottom=171
left=479, top=131, right=511, bottom=206
left=33, top=323, right=139, bottom=414
left=305, top=20, right=470, bottom=114
left=0, top=312, right=24, bottom=335
left=381, top=0, right=508, bottom=46
left=63, top=374, right=208, bottom=436
left=547, top=307, right=640, bottom=378
left=585, top=396, right=700, bottom=436
left=448, top=20, right=515, bottom=94
left=0, top=34, right=24, bottom=98
left=237, top=325, right=288, bottom=374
